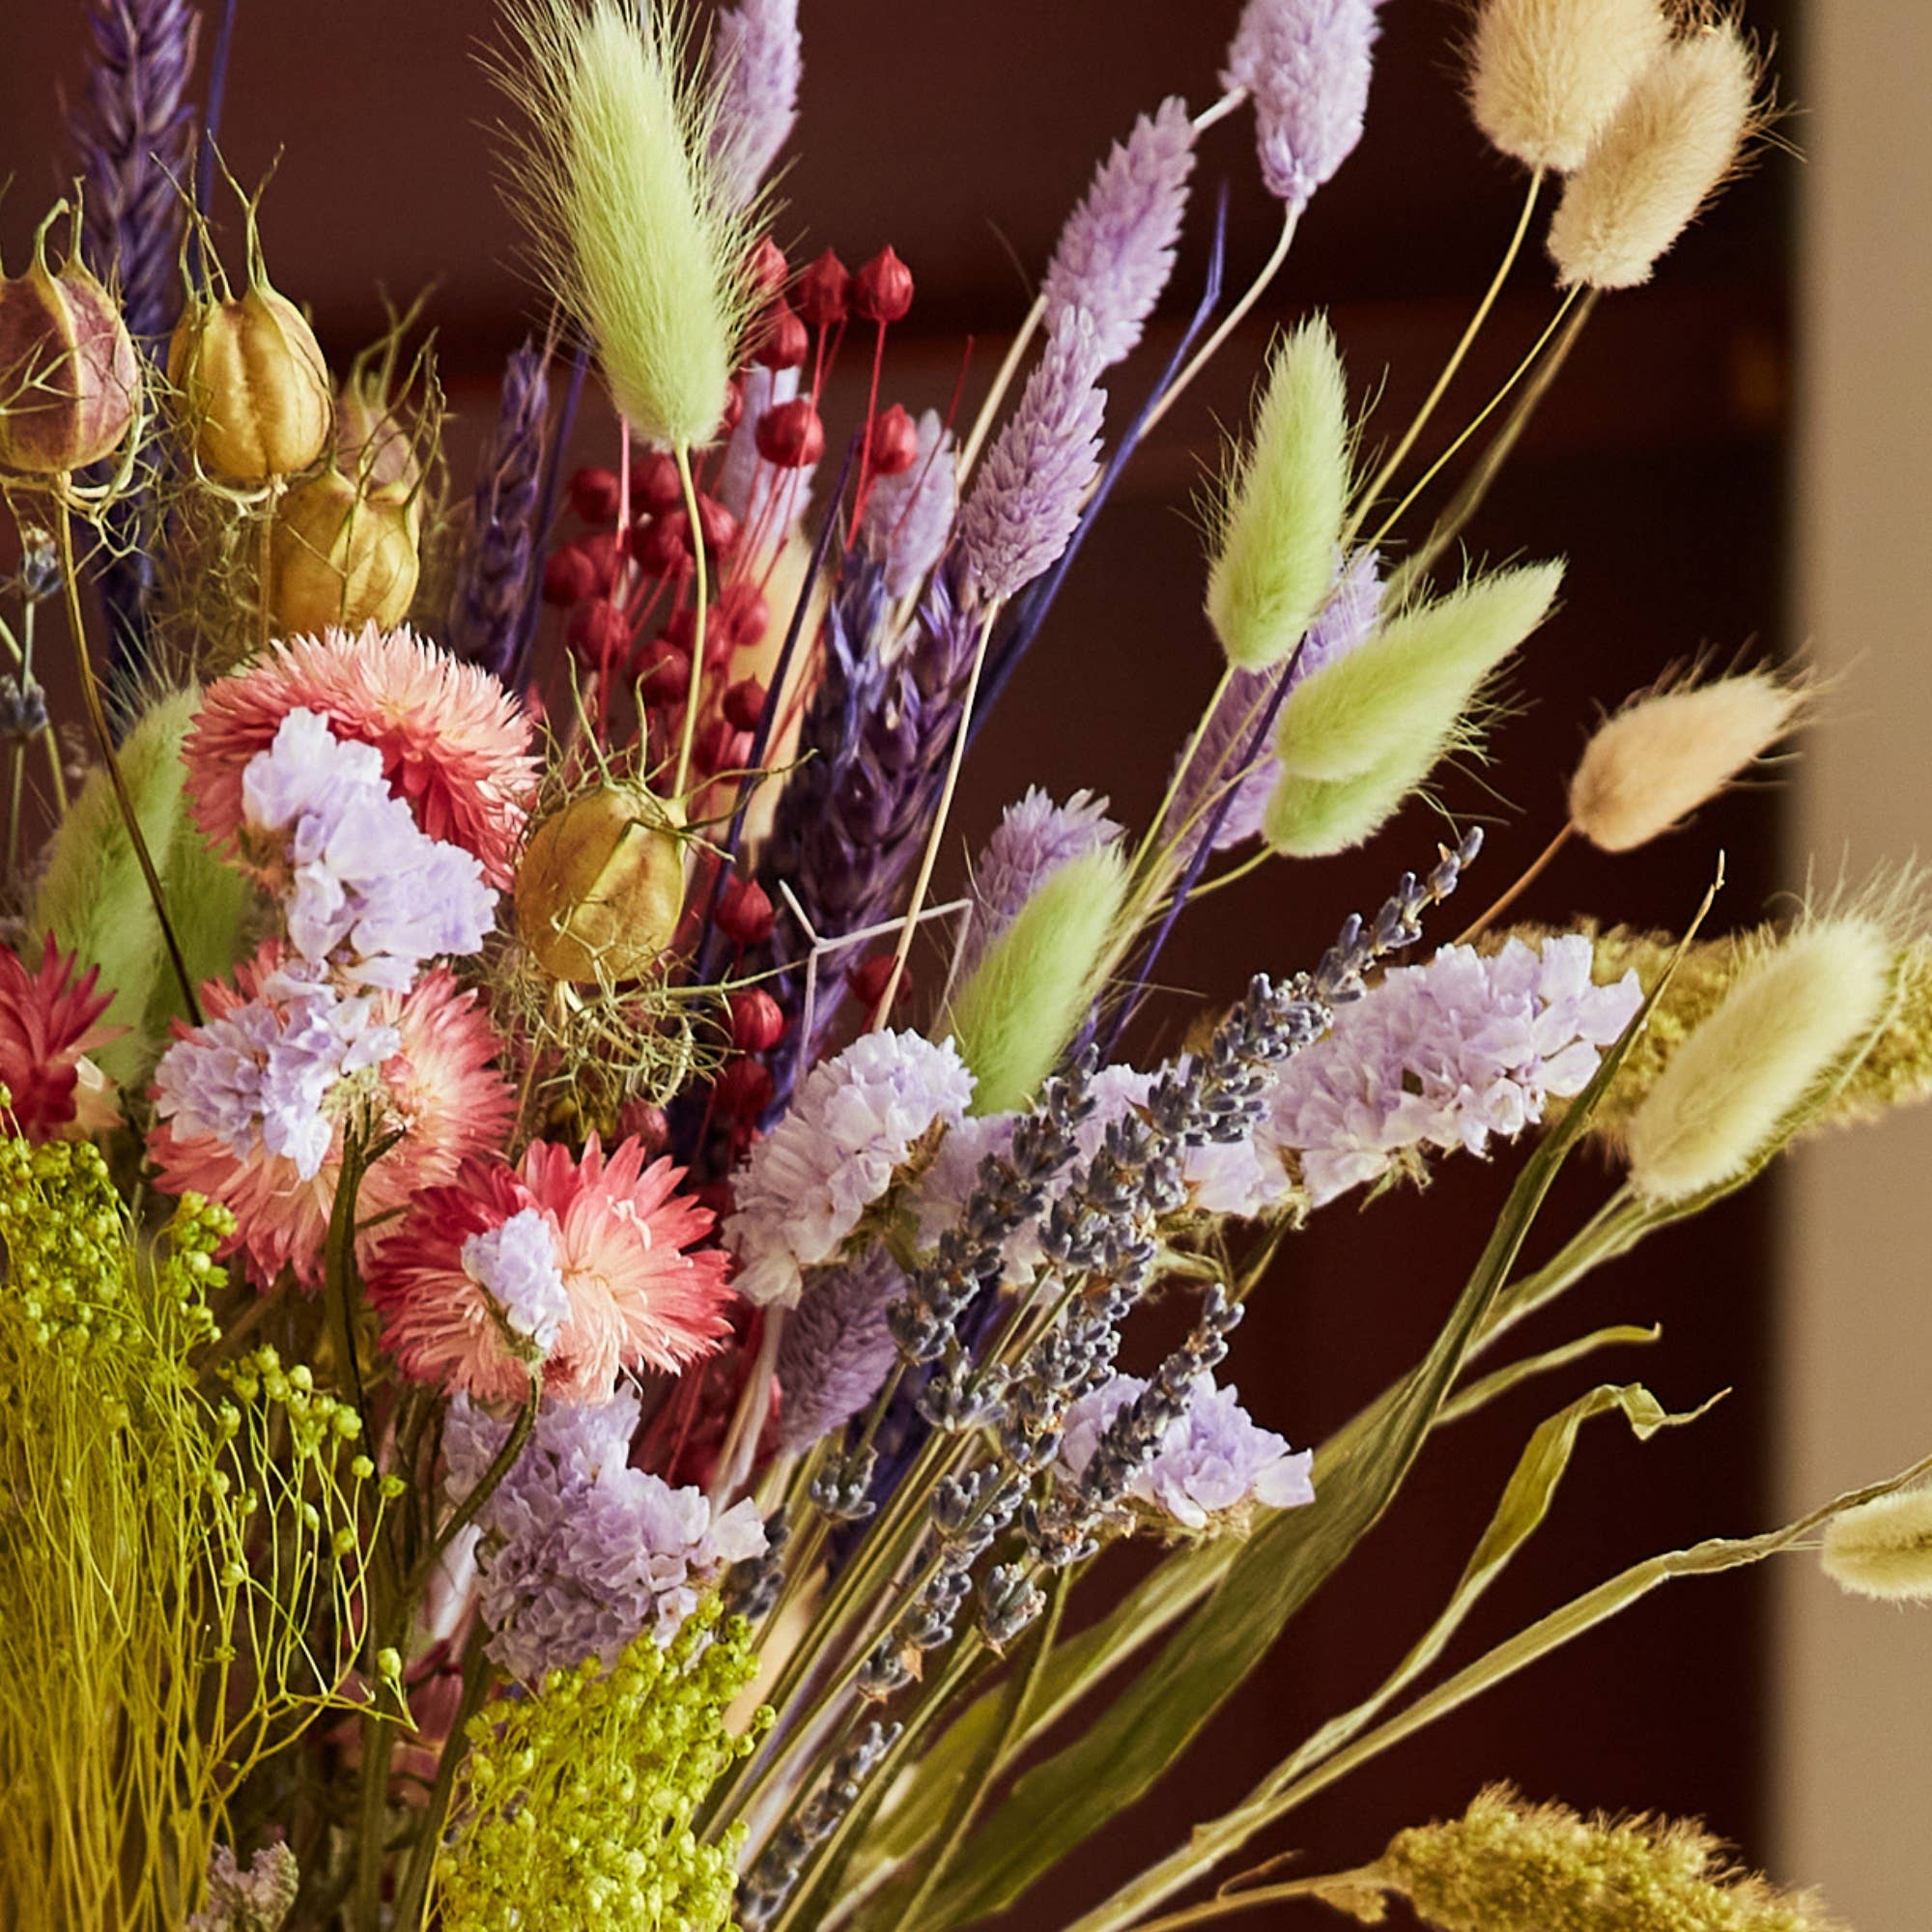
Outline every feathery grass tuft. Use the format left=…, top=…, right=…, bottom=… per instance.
left=492, top=0, right=761, bottom=448
left=1206, top=317, right=1352, bottom=671
left=1821, top=1488, right=1932, bottom=1603
left=945, top=846, right=1129, bottom=1116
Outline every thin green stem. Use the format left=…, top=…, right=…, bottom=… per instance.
left=1453, top=820, right=1575, bottom=944
left=1129, top=1871, right=1378, bottom=1932
left=673, top=441, right=708, bottom=799
left=390, top=1622, right=493, bottom=1931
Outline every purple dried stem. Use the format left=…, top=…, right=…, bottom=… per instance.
left=446, top=340, right=551, bottom=680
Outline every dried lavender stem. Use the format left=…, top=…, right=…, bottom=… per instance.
left=1342, top=169, right=1544, bottom=550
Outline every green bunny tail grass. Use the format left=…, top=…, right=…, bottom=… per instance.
left=1330, top=1784, right=1847, bottom=1932
left=494, top=0, right=761, bottom=448
left=1274, top=559, right=1564, bottom=784
left=29, top=688, right=199, bottom=1085
left=1263, top=733, right=1447, bottom=858
left=947, top=847, right=1130, bottom=1116
left=1206, top=316, right=1352, bottom=670
left=143, top=806, right=252, bottom=1053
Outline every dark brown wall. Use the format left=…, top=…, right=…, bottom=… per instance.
left=1, top=3, right=1791, bottom=1923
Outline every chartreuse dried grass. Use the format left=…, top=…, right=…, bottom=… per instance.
left=1319, top=1784, right=1845, bottom=1931
left=0, top=1121, right=391, bottom=1931
left=434, top=1598, right=771, bottom=1931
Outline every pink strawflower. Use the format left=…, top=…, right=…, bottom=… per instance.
left=185, top=622, right=539, bottom=887
left=148, top=945, right=515, bottom=1289
left=369, top=1135, right=735, bottom=1404
left=0, top=940, right=124, bottom=1142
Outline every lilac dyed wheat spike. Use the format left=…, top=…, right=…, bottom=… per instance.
left=1042, top=97, right=1198, bottom=369
left=69, top=0, right=202, bottom=687
left=858, top=408, right=955, bottom=599
left=776, top=1251, right=908, bottom=1452
left=955, top=312, right=1107, bottom=607
left=1228, top=0, right=1384, bottom=211
left=446, top=341, right=551, bottom=680
left=709, top=0, right=803, bottom=210
left=959, top=786, right=1123, bottom=979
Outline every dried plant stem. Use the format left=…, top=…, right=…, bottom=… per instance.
left=1128, top=1872, right=1372, bottom=1932
left=870, top=609, right=998, bottom=1027
left=1133, top=663, right=1235, bottom=883
left=256, top=482, right=280, bottom=653
left=1343, top=170, right=1544, bottom=549
left=1135, top=207, right=1298, bottom=446
left=52, top=499, right=201, bottom=1025
left=957, top=298, right=1045, bottom=483
left=672, top=440, right=707, bottom=798
left=1456, top=820, right=1575, bottom=943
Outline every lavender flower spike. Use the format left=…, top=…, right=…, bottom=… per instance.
left=1230, top=0, right=1385, bottom=212
left=709, top=0, right=804, bottom=210
left=777, top=1251, right=908, bottom=1452
left=446, top=340, right=551, bottom=679
left=859, top=408, right=956, bottom=599
left=1043, top=98, right=1198, bottom=369
left=960, top=786, right=1123, bottom=979
left=956, top=311, right=1107, bottom=608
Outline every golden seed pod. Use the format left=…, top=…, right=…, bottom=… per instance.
left=334, top=373, right=420, bottom=491
left=0, top=213, right=140, bottom=474
left=515, top=784, right=687, bottom=984
left=270, top=466, right=421, bottom=634
left=170, top=281, right=333, bottom=483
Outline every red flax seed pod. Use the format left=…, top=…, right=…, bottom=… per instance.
left=694, top=495, right=740, bottom=556
left=714, top=1056, right=776, bottom=1122
left=753, top=302, right=810, bottom=372
left=852, top=247, right=914, bottom=324
left=716, top=378, right=745, bottom=438
left=723, top=677, right=767, bottom=732
left=566, top=597, right=631, bottom=672
left=633, top=636, right=692, bottom=705
left=867, top=404, right=920, bottom=478
left=847, top=952, right=910, bottom=1011
left=795, top=249, right=851, bottom=328
left=730, top=988, right=787, bottom=1054
left=749, top=236, right=789, bottom=299
left=754, top=396, right=824, bottom=469
left=635, top=449, right=685, bottom=513
left=568, top=465, right=622, bottom=524
left=718, top=582, right=770, bottom=647
left=697, top=720, right=754, bottom=776
left=716, top=877, right=776, bottom=947
left=632, top=509, right=692, bottom=578
left=542, top=544, right=600, bottom=607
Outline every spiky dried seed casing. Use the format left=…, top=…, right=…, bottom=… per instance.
left=169, top=283, right=333, bottom=482
left=0, top=242, right=139, bottom=474
left=516, top=785, right=686, bottom=984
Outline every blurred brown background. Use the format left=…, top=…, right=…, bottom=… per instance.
left=12, top=0, right=1919, bottom=1926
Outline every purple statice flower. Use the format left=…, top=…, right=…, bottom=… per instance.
left=708, top=0, right=803, bottom=210
left=757, top=558, right=987, bottom=1080
left=445, top=1389, right=766, bottom=1683
left=154, top=963, right=400, bottom=1181
left=241, top=709, right=497, bottom=988
left=185, top=1840, right=299, bottom=1932
left=776, top=1248, right=907, bottom=1451
left=726, top=1029, right=975, bottom=1307
left=1165, top=552, right=1381, bottom=859
left=446, top=341, right=550, bottom=680
left=1042, top=97, right=1198, bottom=370
left=959, top=786, right=1123, bottom=980
left=1267, top=936, right=1643, bottom=1206
left=716, top=364, right=816, bottom=552
left=1226, top=0, right=1384, bottom=212
left=858, top=408, right=956, bottom=599
left=463, top=1208, right=571, bottom=1360
left=1061, top=1370, right=1315, bottom=1532
left=956, top=312, right=1107, bottom=607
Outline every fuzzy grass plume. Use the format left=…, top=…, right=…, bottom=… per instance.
left=1821, top=1487, right=1932, bottom=1603
left=1320, top=1783, right=1847, bottom=1931
left=1548, top=15, right=1765, bottom=291
left=1624, top=911, right=1895, bottom=1205
left=1206, top=317, right=1352, bottom=670
left=493, top=0, right=761, bottom=447
left=946, top=845, right=1129, bottom=1116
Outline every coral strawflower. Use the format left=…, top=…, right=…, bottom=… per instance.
left=185, top=622, right=539, bottom=886
left=0, top=940, right=125, bottom=1142
left=149, top=945, right=515, bottom=1288
left=369, top=1134, right=734, bottom=1404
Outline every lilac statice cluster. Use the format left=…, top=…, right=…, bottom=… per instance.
left=776, top=1248, right=908, bottom=1452
left=707, top=0, right=803, bottom=211
left=1060, top=1369, right=1315, bottom=1533
left=153, top=962, right=399, bottom=1182
left=1223, top=0, right=1385, bottom=213
left=240, top=708, right=496, bottom=989
left=858, top=407, right=956, bottom=599
left=184, top=1840, right=299, bottom=1932
left=725, top=1028, right=975, bottom=1308
left=1165, top=551, right=1381, bottom=860
left=444, top=1389, right=766, bottom=1684
left=959, top=786, right=1123, bottom=980
left=463, top=1208, right=571, bottom=1364
left=1267, top=935, right=1643, bottom=1206
left=956, top=311, right=1107, bottom=608
left=1040, top=97, right=1198, bottom=369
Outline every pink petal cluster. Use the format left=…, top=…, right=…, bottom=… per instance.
left=148, top=945, right=515, bottom=1288
left=369, top=1135, right=735, bottom=1404
left=185, top=622, right=539, bottom=887
left=0, top=940, right=124, bottom=1142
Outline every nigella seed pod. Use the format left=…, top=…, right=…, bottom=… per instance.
left=334, top=375, right=420, bottom=491
left=270, top=466, right=421, bottom=634
left=515, top=782, right=687, bottom=984
left=169, top=219, right=332, bottom=482
left=0, top=208, right=140, bottom=475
